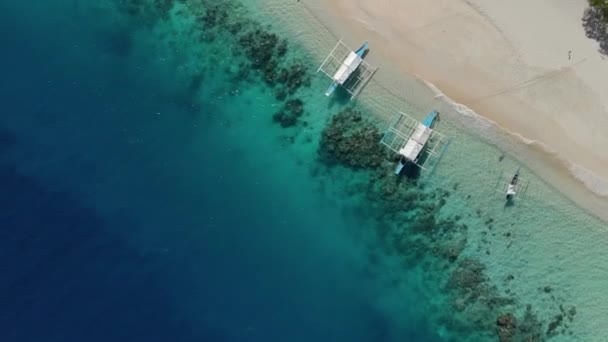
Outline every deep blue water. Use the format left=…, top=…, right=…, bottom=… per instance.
left=0, top=2, right=441, bottom=341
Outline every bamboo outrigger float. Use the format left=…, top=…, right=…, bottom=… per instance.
left=317, top=40, right=377, bottom=99
left=380, top=110, right=449, bottom=175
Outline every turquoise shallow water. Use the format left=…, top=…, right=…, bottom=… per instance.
left=249, top=1, right=608, bottom=340
left=2, top=0, right=608, bottom=341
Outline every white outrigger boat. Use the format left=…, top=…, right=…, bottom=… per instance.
left=506, top=167, right=521, bottom=201
left=495, top=166, right=529, bottom=202
left=324, top=41, right=368, bottom=96
left=317, top=40, right=377, bottom=100
left=380, top=110, right=448, bottom=176
left=394, top=111, right=439, bottom=175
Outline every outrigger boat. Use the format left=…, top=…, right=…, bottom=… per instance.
left=394, top=111, right=439, bottom=175
left=495, top=166, right=529, bottom=202
left=325, top=41, right=368, bottom=96
left=318, top=41, right=373, bottom=98
left=506, top=167, right=521, bottom=201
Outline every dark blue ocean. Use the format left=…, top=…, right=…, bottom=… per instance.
left=0, top=2, right=442, bottom=341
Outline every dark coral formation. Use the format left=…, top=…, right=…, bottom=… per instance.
left=319, top=108, right=387, bottom=169
left=448, top=258, right=487, bottom=297
left=273, top=99, right=305, bottom=127
left=546, top=304, right=577, bottom=338
left=496, top=313, right=517, bottom=342
left=518, top=305, right=544, bottom=341
left=233, top=22, right=308, bottom=94
left=236, top=28, right=309, bottom=104
left=200, top=1, right=230, bottom=30
left=192, top=1, right=311, bottom=124
left=317, top=105, right=577, bottom=341
left=115, top=0, right=312, bottom=128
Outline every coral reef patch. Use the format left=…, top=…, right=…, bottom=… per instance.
left=317, top=106, right=575, bottom=340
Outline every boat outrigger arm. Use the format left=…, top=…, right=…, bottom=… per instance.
left=395, top=111, right=439, bottom=175
left=325, top=42, right=369, bottom=96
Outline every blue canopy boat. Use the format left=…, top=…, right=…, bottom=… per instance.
left=395, top=110, right=439, bottom=175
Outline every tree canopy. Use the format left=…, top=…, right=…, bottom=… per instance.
left=590, top=0, right=608, bottom=17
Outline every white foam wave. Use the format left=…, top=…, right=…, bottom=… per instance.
left=422, top=79, right=608, bottom=199
left=424, top=80, right=533, bottom=143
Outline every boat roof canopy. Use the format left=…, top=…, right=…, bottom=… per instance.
left=333, top=52, right=362, bottom=84
left=398, top=123, right=433, bottom=162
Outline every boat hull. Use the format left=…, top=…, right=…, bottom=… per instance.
left=355, top=42, right=369, bottom=57
left=395, top=160, right=406, bottom=175
left=325, top=82, right=338, bottom=96
left=422, top=110, right=439, bottom=128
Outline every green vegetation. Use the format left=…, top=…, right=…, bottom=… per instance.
left=589, top=0, right=608, bottom=6
left=590, top=0, right=608, bottom=21
left=584, top=0, right=608, bottom=54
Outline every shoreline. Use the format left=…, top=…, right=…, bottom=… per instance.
left=299, top=0, right=608, bottom=223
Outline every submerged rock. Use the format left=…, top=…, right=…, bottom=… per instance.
left=496, top=313, right=517, bottom=342
left=518, top=305, right=543, bottom=341
left=567, top=306, right=577, bottom=320
left=448, top=258, right=487, bottom=294
left=546, top=314, right=564, bottom=337
left=272, top=98, right=305, bottom=127
left=438, top=239, right=466, bottom=262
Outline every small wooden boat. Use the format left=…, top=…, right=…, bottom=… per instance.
left=506, top=167, right=520, bottom=201
left=494, top=166, right=529, bottom=202
left=395, top=111, right=439, bottom=175
left=324, top=41, right=369, bottom=96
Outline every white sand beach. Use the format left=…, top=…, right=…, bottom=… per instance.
left=303, top=0, right=608, bottom=220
